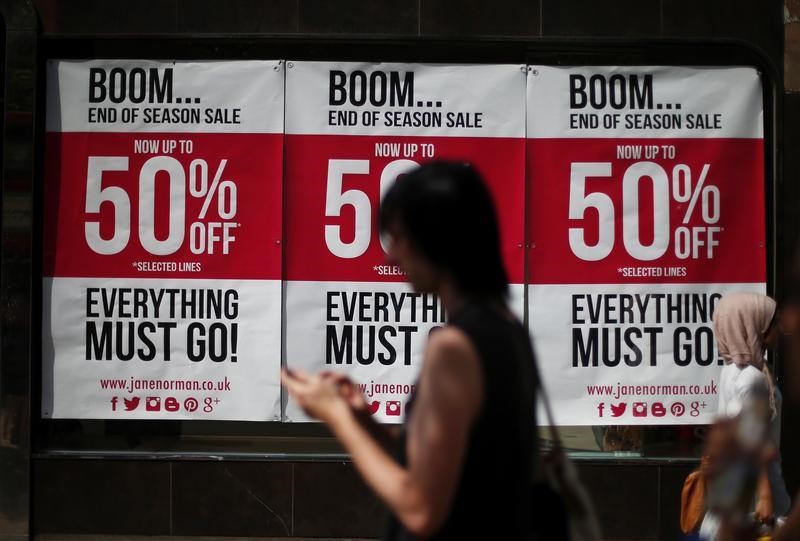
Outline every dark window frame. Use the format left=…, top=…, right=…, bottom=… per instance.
left=32, top=36, right=780, bottom=462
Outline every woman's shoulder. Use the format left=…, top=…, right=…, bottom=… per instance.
left=425, top=326, right=482, bottom=374
left=428, top=325, right=474, bottom=352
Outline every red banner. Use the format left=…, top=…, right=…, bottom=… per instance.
left=285, top=135, right=524, bottom=283
left=44, top=132, right=282, bottom=280
left=529, top=138, right=765, bottom=285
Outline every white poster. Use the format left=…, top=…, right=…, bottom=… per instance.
left=527, top=66, right=766, bottom=425
left=284, top=61, right=527, bottom=422
left=43, top=60, right=285, bottom=420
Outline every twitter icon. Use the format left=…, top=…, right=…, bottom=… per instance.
left=124, top=397, right=141, bottom=411
left=610, top=403, right=627, bottom=417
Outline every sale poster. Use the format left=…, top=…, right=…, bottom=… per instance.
left=527, top=66, right=766, bottom=425
left=284, top=62, right=526, bottom=422
left=42, top=60, right=284, bottom=420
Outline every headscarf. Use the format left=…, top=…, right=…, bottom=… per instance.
left=712, top=292, right=777, bottom=417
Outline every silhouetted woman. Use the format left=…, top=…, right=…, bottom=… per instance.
left=282, top=161, right=538, bottom=540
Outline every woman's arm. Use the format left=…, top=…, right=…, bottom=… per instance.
left=398, top=327, right=483, bottom=535
left=284, top=326, right=483, bottom=538
left=754, top=463, right=774, bottom=523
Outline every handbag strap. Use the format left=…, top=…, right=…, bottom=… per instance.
left=508, top=320, right=564, bottom=452
left=520, top=330, right=563, bottom=450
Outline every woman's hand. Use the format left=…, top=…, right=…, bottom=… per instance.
left=281, top=368, right=350, bottom=424
left=319, top=372, right=371, bottom=413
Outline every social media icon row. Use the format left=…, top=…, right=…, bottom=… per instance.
left=366, top=400, right=403, bottom=416
left=111, top=396, right=199, bottom=413
left=597, top=401, right=687, bottom=418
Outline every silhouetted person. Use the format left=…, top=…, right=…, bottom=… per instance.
left=283, top=161, right=538, bottom=540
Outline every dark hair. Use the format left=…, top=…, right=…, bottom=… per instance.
left=378, top=160, right=508, bottom=300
